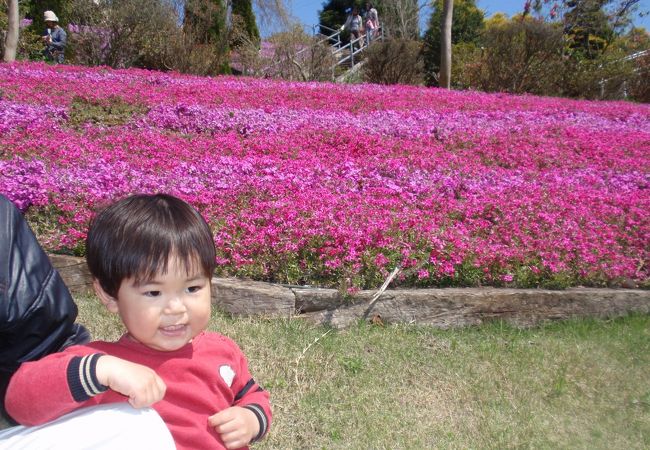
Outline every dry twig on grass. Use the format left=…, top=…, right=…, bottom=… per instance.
left=294, top=329, right=333, bottom=393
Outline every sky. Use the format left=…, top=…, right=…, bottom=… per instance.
left=279, top=0, right=650, bottom=35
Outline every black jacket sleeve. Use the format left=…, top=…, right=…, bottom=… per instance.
left=0, top=195, right=90, bottom=423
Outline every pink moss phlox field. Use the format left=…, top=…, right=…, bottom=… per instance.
left=1, top=62, right=649, bottom=289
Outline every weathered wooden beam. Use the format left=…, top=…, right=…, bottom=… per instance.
left=48, top=254, right=94, bottom=295
left=212, top=278, right=295, bottom=318
left=296, top=288, right=650, bottom=329
left=49, top=254, right=650, bottom=328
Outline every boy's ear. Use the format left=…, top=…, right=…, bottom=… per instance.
left=93, top=279, right=119, bottom=313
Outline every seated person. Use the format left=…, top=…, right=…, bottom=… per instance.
left=42, top=10, right=66, bottom=63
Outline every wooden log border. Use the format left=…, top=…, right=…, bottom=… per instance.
left=50, top=254, right=650, bottom=329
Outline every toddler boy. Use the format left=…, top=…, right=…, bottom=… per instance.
left=5, top=193, right=271, bottom=450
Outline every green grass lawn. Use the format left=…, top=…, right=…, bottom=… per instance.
left=76, top=295, right=650, bottom=449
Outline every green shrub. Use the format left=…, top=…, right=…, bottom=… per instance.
left=462, top=17, right=564, bottom=95
left=0, top=9, right=47, bottom=61
left=452, top=15, right=648, bottom=101
left=67, top=0, right=182, bottom=70
left=362, top=39, right=424, bottom=85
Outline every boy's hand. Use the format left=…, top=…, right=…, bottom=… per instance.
left=96, top=355, right=166, bottom=408
left=209, top=406, right=260, bottom=449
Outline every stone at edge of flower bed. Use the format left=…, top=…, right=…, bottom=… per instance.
left=48, top=254, right=650, bottom=329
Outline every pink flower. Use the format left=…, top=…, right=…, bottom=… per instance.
left=417, top=269, right=430, bottom=279
left=374, top=253, right=389, bottom=267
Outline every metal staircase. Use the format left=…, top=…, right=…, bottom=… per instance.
left=599, top=49, right=649, bottom=99
left=317, top=24, right=385, bottom=80
left=260, top=23, right=385, bottom=82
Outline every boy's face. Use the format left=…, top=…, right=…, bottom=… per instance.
left=95, top=256, right=211, bottom=352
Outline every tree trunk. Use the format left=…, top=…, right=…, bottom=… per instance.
left=3, top=0, right=19, bottom=62
left=439, top=0, right=453, bottom=88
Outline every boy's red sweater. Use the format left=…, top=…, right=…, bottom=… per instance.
left=6, top=331, right=271, bottom=450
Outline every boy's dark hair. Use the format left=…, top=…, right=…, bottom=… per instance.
left=86, top=193, right=216, bottom=297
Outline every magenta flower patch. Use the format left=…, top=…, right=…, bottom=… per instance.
left=1, top=62, right=648, bottom=289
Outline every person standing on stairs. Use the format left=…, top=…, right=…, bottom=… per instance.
left=341, top=7, right=364, bottom=50
left=364, top=3, right=379, bottom=43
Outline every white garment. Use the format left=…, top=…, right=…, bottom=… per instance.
left=368, top=7, right=378, bottom=25
left=343, top=14, right=362, bottom=32
left=0, top=403, right=175, bottom=450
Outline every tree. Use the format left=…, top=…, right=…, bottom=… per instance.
left=446, top=2, right=646, bottom=99
left=524, top=0, right=646, bottom=98
left=439, top=0, right=453, bottom=88
left=375, top=0, right=427, bottom=39
left=26, top=0, right=72, bottom=36
left=533, top=1, right=643, bottom=28
left=318, top=0, right=362, bottom=36
left=423, top=0, right=484, bottom=86
left=464, top=16, right=564, bottom=94
left=3, top=0, right=19, bottom=62
left=182, top=0, right=230, bottom=72
left=529, top=0, right=644, bottom=51
left=231, top=0, right=260, bottom=47
left=262, top=26, right=336, bottom=81
left=563, top=0, right=615, bottom=57
left=184, top=0, right=227, bottom=44
left=181, top=0, right=280, bottom=74
left=252, top=0, right=290, bottom=32
left=67, top=0, right=182, bottom=70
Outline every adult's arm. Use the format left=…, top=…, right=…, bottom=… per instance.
left=342, top=15, right=352, bottom=30
left=0, top=195, right=89, bottom=422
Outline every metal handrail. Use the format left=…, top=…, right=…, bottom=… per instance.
left=313, top=24, right=343, bottom=49
left=622, top=49, right=649, bottom=61
left=316, top=23, right=341, bottom=36
left=332, top=35, right=366, bottom=67
left=261, top=23, right=386, bottom=80
left=332, top=26, right=386, bottom=70
left=261, top=28, right=344, bottom=76
left=598, top=48, right=649, bottom=99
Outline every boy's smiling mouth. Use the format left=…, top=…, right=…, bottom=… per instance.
left=160, top=324, right=187, bottom=335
